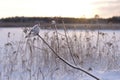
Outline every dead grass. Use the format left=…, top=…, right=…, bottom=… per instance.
left=0, top=24, right=120, bottom=80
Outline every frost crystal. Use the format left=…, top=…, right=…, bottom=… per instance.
left=25, top=24, right=40, bottom=38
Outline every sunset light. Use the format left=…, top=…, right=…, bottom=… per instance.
left=0, top=0, right=119, bottom=18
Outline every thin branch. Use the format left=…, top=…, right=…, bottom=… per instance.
left=54, top=24, right=60, bottom=53
left=62, top=21, right=77, bottom=65
left=37, top=34, right=100, bottom=80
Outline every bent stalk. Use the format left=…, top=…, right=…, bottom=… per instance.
left=37, top=34, right=100, bottom=80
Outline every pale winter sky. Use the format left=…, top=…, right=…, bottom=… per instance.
left=0, top=0, right=120, bottom=18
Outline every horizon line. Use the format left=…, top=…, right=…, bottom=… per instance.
left=0, top=15, right=120, bottom=19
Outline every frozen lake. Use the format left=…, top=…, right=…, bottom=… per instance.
left=1, top=27, right=120, bottom=46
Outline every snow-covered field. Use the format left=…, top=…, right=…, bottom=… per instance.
left=0, top=27, right=120, bottom=80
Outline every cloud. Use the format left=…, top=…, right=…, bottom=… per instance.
left=98, top=1, right=120, bottom=13
left=92, top=0, right=120, bottom=17
left=93, top=0, right=120, bottom=5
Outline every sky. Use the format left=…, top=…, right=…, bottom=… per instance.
left=0, top=0, right=120, bottom=18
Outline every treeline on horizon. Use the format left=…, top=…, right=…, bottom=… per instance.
left=0, top=16, right=120, bottom=29
left=0, top=16, right=120, bottom=24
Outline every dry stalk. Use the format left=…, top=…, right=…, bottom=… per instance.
left=37, top=34, right=100, bottom=80
left=62, top=21, right=77, bottom=65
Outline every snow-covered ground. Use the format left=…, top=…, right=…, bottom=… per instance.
left=0, top=27, right=120, bottom=80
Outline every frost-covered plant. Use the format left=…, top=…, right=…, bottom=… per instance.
left=1, top=24, right=120, bottom=80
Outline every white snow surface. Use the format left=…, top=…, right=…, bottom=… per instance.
left=0, top=27, right=120, bottom=80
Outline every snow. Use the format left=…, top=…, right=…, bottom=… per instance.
left=100, top=70, right=120, bottom=80
left=0, top=27, right=120, bottom=80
